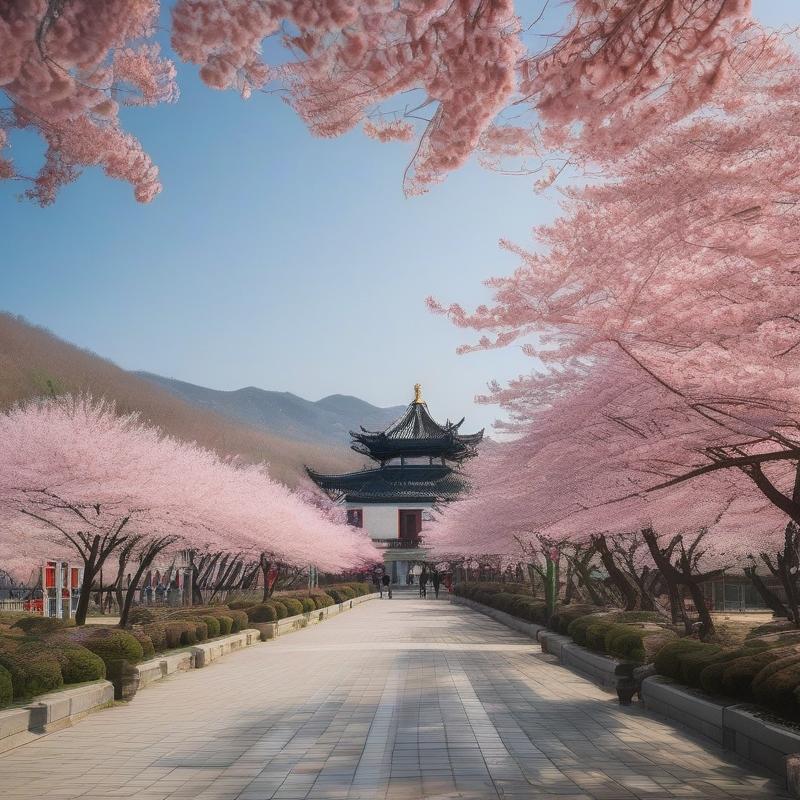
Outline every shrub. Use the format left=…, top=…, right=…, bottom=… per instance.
left=129, top=630, right=156, bottom=660
left=754, top=661, right=800, bottom=716
left=300, top=598, right=316, bottom=614
left=602, top=624, right=677, bottom=663
left=752, top=652, right=800, bottom=698
left=280, top=599, right=304, bottom=617
left=654, top=639, right=708, bottom=680
left=11, top=616, right=68, bottom=635
left=60, top=647, right=106, bottom=684
left=216, top=615, right=234, bottom=634
left=568, top=614, right=615, bottom=647
left=315, top=594, right=334, bottom=608
left=614, top=611, right=669, bottom=624
left=270, top=602, right=288, bottom=620
left=585, top=620, right=620, bottom=653
left=228, top=600, right=255, bottom=610
left=142, top=623, right=167, bottom=652
left=246, top=604, right=277, bottom=623
left=326, top=589, right=345, bottom=604
left=226, top=610, right=248, bottom=632
left=0, top=647, right=63, bottom=698
left=163, top=621, right=197, bottom=648
left=128, top=608, right=156, bottom=625
left=0, top=665, right=11, bottom=707
left=549, top=605, right=603, bottom=635
left=702, top=644, right=781, bottom=698
left=675, top=644, right=724, bottom=688
left=83, top=630, right=145, bottom=667
left=202, top=616, right=221, bottom=638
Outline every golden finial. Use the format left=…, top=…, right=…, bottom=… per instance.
left=413, top=383, right=423, bottom=404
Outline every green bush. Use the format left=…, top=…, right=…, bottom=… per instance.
left=270, top=602, right=288, bottom=620
left=752, top=652, right=800, bottom=698
left=585, top=620, right=619, bottom=653
left=568, top=614, right=616, bottom=647
left=142, top=622, right=167, bottom=652
left=83, top=630, right=145, bottom=667
left=246, top=604, right=278, bottom=623
left=227, top=600, right=254, bottom=610
left=300, top=598, right=316, bottom=614
left=11, top=616, right=69, bottom=635
left=216, top=615, right=233, bottom=634
left=0, top=664, right=11, bottom=707
left=60, top=647, right=106, bottom=684
left=654, top=639, right=708, bottom=680
left=703, top=644, right=779, bottom=698
left=549, top=605, right=604, bottom=635
left=202, top=616, right=221, bottom=638
left=326, top=589, right=345, bottom=604
left=280, top=598, right=304, bottom=617
left=0, top=648, right=63, bottom=699
left=675, top=644, right=724, bottom=688
left=754, top=661, right=800, bottom=716
left=226, top=610, right=248, bottom=632
left=315, top=594, right=334, bottom=608
left=128, top=608, right=156, bottom=625
left=163, top=621, right=196, bottom=648
left=602, top=624, right=678, bottom=664
left=614, top=611, right=669, bottom=624
left=129, top=630, right=155, bottom=660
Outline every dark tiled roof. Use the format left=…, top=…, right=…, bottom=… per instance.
left=351, top=401, right=483, bottom=462
left=306, top=464, right=469, bottom=503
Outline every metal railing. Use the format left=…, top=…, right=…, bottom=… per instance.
left=373, top=538, right=423, bottom=550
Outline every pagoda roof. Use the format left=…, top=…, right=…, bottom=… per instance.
left=350, top=390, right=483, bottom=462
left=306, top=463, right=468, bottom=503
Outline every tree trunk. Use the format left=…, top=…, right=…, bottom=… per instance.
left=685, top=576, right=715, bottom=639
left=744, top=566, right=789, bottom=618
left=594, top=534, right=638, bottom=610
left=74, top=535, right=101, bottom=626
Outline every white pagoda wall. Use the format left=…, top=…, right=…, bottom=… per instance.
left=345, top=501, right=433, bottom=541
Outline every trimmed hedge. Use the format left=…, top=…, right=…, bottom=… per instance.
left=83, top=630, right=144, bottom=667
left=0, top=646, right=64, bottom=698
left=142, top=622, right=167, bottom=652
left=653, top=639, right=709, bottom=680
left=202, top=615, right=221, bottom=638
left=11, top=616, right=70, bottom=635
left=0, top=664, right=11, bottom=708
left=246, top=604, right=278, bottom=623
left=59, top=646, right=106, bottom=684
left=130, top=630, right=156, bottom=660
left=549, top=604, right=605, bottom=635
left=280, top=598, right=304, bottom=617
left=300, top=598, right=316, bottom=614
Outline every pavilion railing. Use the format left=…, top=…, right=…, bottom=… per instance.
left=373, top=538, right=423, bottom=550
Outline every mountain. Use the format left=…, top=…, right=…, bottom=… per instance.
left=135, top=372, right=406, bottom=446
left=0, top=313, right=362, bottom=486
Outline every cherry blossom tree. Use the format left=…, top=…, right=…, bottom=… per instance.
left=0, top=1, right=177, bottom=204
left=2, top=1, right=762, bottom=202
left=0, top=395, right=379, bottom=624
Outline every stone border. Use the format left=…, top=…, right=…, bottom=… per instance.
left=0, top=681, right=114, bottom=754
left=452, top=594, right=800, bottom=792
left=641, top=676, right=800, bottom=782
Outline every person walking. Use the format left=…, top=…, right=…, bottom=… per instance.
left=419, top=568, right=428, bottom=599
left=373, top=572, right=381, bottom=597
left=432, top=570, right=441, bottom=599
left=382, top=572, right=392, bottom=599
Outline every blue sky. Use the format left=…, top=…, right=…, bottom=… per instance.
left=0, top=0, right=794, bottom=434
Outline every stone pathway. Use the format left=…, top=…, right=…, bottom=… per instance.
left=0, top=594, right=789, bottom=799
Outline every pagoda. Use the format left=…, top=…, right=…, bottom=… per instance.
left=307, top=384, right=483, bottom=584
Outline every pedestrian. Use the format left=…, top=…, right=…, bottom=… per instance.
left=419, top=568, right=427, bottom=598
left=382, top=572, right=392, bottom=599
left=432, top=571, right=441, bottom=599
left=373, top=572, right=381, bottom=597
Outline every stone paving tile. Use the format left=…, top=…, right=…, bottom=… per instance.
left=0, top=593, right=791, bottom=799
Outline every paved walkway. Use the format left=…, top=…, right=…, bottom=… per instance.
left=0, top=594, right=789, bottom=799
